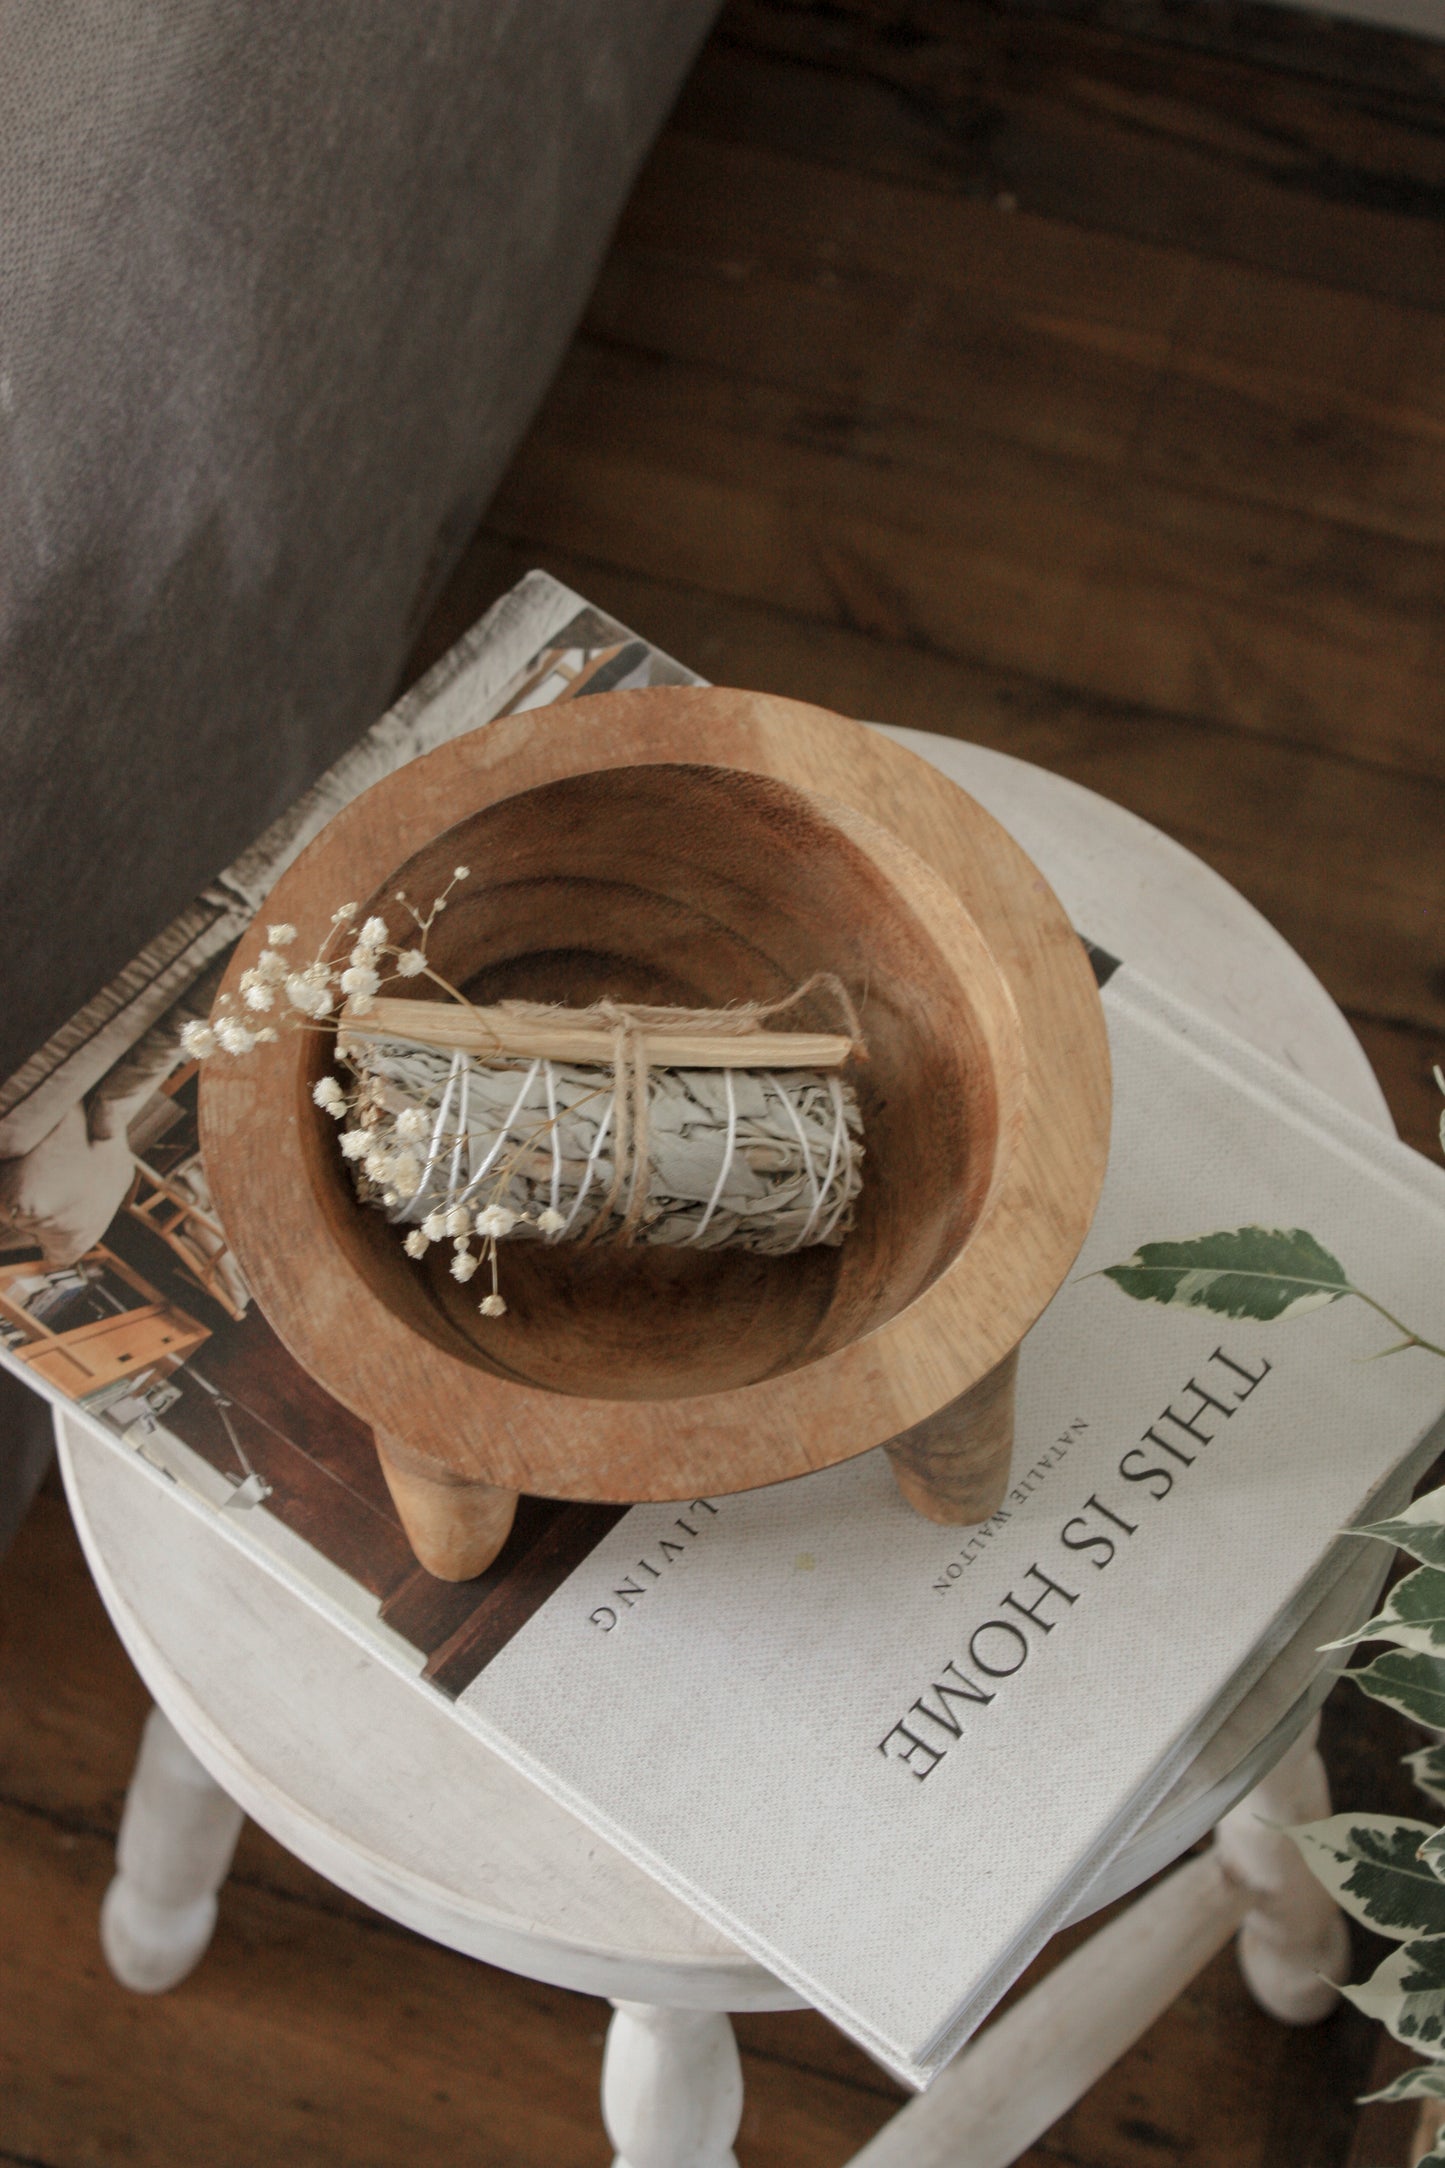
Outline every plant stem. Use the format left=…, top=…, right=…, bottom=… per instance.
left=1351, top=1289, right=1445, bottom=1362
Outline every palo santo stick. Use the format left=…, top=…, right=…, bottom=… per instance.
left=337, top=996, right=855, bottom=1071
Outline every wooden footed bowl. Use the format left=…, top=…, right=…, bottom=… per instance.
left=203, top=688, right=1111, bottom=1578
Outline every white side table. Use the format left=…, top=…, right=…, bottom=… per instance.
left=57, top=737, right=1392, bottom=2168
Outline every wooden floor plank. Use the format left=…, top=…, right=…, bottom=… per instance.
left=591, top=218, right=1445, bottom=562
left=495, top=337, right=1445, bottom=777
left=614, top=124, right=1445, bottom=437
left=1025, top=0, right=1445, bottom=102
left=688, top=3, right=1445, bottom=314
left=455, top=542, right=1445, bottom=1037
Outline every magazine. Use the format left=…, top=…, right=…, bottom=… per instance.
left=0, top=574, right=700, bottom=1689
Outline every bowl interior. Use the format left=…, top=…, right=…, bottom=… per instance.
left=299, top=762, right=1011, bottom=1402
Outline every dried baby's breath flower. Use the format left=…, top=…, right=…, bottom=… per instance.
left=285, top=969, right=334, bottom=1019
left=187, top=873, right=561, bottom=1310
left=240, top=959, right=278, bottom=1010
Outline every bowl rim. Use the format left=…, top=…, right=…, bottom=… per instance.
left=202, top=685, right=1112, bottom=1500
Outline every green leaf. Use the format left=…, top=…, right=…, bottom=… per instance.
left=1343, top=1938, right=1445, bottom=2053
left=1355, top=1484, right=1445, bottom=1570
left=1099, top=1227, right=1352, bottom=1322
left=1417, top=1825, right=1445, bottom=1882
left=1289, top=1815, right=1445, bottom=1938
left=1408, top=1746, right=1445, bottom=1811
left=1325, top=1567, right=1445, bottom=1656
left=1362, top=2061, right=1445, bottom=2104
left=1352, top=1651, right=1445, bottom=1730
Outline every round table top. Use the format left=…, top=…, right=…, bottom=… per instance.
left=57, top=734, right=1395, bottom=2014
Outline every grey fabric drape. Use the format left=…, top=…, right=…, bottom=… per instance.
left=0, top=0, right=719, bottom=1083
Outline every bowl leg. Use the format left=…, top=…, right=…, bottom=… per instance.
left=884, top=1349, right=1017, bottom=1525
left=375, top=1432, right=519, bottom=1580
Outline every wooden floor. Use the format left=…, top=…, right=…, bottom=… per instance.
left=6, top=2, right=1445, bottom=2162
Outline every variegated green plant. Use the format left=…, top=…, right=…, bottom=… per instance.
left=1101, top=1073, right=1445, bottom=2139
left=1098, top=1224, right=1444, bottom=1360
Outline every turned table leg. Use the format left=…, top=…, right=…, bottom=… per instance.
left=602, top=2001, right=743, bottom=2168
left=100, top=1705, right=245, bottom=1993
left=1215, top=1713, right=1350, bottom=2023
left=375, top=1432, right=519, bottom=1580
left=886, top=1349, right=1017, bottom=1525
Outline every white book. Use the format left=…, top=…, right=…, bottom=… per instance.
left=440, top=961, right=1445, bottom=2083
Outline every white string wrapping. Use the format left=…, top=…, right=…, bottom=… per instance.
left=341, top=1038, right=864, bottom=1255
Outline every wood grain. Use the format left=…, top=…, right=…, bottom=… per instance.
left=377, top=1496, right=572, bottom=1650
left=372, top=1433, right=519, bottom=1584
left=422, top=1501, right=630, bottom=1694
left=203, top=690, right=1111, bottom=1534
left=684, top=3, right=1445, bottom=315
left=885, top=1348, right=1019, bottom=1524
left=495, top=330, right=1445, bottom=778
